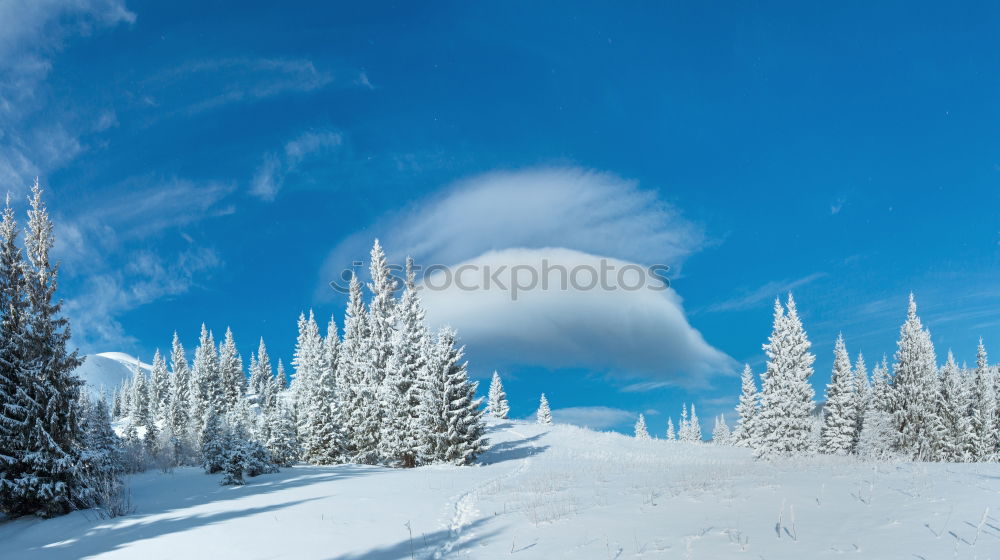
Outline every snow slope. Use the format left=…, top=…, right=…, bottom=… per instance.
left=73, top=353, right=152, bottom=398
left=2, top=419, right=999, bottom=559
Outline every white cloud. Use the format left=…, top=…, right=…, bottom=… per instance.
left=419, top=248, right=735, bottom=387
left=319, top=167, right=705, bottom=291
left=0, top=0, right=134, bottom=190
left=52, top=176, right=231, bottom=352
left=703, top=272, right=827, bottom=313
left=251, top=130, right=342, bottom=201
left=548, top=406, right=636, bottom=430
left=322, top=167, right=731, bottom=387
left=144, top=57, right=343, bottom=118
left=64, top=246, right=220, bottom=352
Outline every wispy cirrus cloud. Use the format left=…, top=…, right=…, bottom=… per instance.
left=0, top=0, right=135, bottom=190
left=703, top=272, right=827, bottom=313
left=251, top=130, right=343, bottom=201
left=52, top=176, right=232, bottom=351
left=64, top=246, right=220, bottom=351
left=139, top=58, right=364, bottom=119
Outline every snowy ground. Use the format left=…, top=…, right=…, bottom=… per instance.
left=2, top=420, right=999, bottom=559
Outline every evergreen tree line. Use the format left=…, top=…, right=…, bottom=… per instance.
left=632, top=403, right=709, bottom=443
left=111, top=240, right=489, bottom=476
left=729, top=293, right=1000, bottom=461
left=0, top=183, right=115, bottom=518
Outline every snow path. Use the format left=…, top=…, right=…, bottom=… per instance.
left=1, top=420, right=999, bottom=559
left=434, top=426, right=536, bottom=558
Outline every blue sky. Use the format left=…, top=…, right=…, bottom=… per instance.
left=2, top=1, right=999, bottom=433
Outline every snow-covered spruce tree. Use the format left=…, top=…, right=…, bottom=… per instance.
left=486, top=371, right=510, bottom=420
left=857, top=357, right=896, bottom=460
left=191, top=324, right=222, bottom=442
left=200, top=409, right=227, bottom=474
left=433, top=328, right=487, bottom=464
left=678, top=403, right=690, bottom=441
left=634, top=414, right=650, bottom=440
left=218, top=327, right=244, bottom=411
left=264, top=405, right=298, bottom=467
left=536, top=393, right=553, bottom=425
left=293, top=310, right=341, bottom=464
left=78, top=394, right=125, bottom=510
left=2, top=183, right=87, bottom=517
left=143, top=416, right=160, bottom=465
left=337, top=273, right=372, bottom=462
left=754, top=295, right=816, bottom=458
left=120, top=423, right=144, bottom=473
left=357, top=240, right=396, bottom=464
left=850, top=354, right=870, bottom=453
left=111, top=387, right=122, bottom=419
left=935, top=351, right=971, bottom=461
left=666, top=417, right=675, bottom=441
left=302, top=320, right=342, bottom=465
left=890, top=294, right=940, bottom=461
left=970, top=339, right=997, bottom=461
left=687, top=404, right=702, bottom=442
left=275, top=359, right=287, bottom=391
left=712, top=415, right=732, bottom=445
left=732, top=364, right=758, bottom=447
left=130, top=360, right=150, bottom=426
left=118, top=376, right=132, bottom=420
left=821, top=334, right=857, bottom=455
left=253, top=338, right=279, bottom=412
left=0, top=194, right=29, bottom=504
left=167, top=333, right=192, bottom=457
left=248, top=338, right=267, bottom=397
left=382, top=258, right=427, bottom=467
left=149, top=349, right=169, bottom=423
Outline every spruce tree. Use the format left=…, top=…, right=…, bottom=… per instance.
left=383, top=258, right=428, bottom=467
left=850, top=354, right=870, bottom=453
left=167, top=333, right=191, bottom=451
left=301, top=335, right=341, bottom=464
left=433, top=328, right=487, bottom=465
left=634, top=414, right=650, bottom=440
left=536, top=393, right=553, bottom=425
left=679, top=403, right=690, bottom=441
left=970, top=339, right=997, bottom=461
left=149, top=349, right=169, bottom=423
left=264, top=405, right=298, bottom=467
left=292, top=311, right=335, bottom=464
left=733, top=364, right=757, bottom=447
left=486, top=371, right=510, bottom=420
left=191, top=324, right=221, bottom=440
left=357, top=240, right=396, bottom=464
left=130, top=360, right=149, bottom=426
left=754, top=295, right=816, bottom=457
left=78, top=394, right=124, bottom=506
left=200, top=410, right=227, bottom=474
left=890, top=294, right=940, bottom=461
left=687, top=404, right=702, bottom=442
left=218, top=327, right=244, bottom=410
left=338, top=274, right=373, bottom=463
left=276, top=359, right=288, bottom=391
left=857, top=357, right=896, bottom=460
left=250, top=338, right=277, bottom=411
left=666, top=417, right=675, bottom=441
left=0, top=194, right=27, bottom=494
left=936, top=351, right=971, bottom=461
left=712, top=414, right=731, bottom=444
left=821, top=334, right=857, bottom=455
left=3, top=182, right=86, bottom=516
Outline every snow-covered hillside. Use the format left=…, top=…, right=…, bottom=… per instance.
left=73, top=353, right=152, bottom=398
left=2, top=419, right=998, bottom=559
